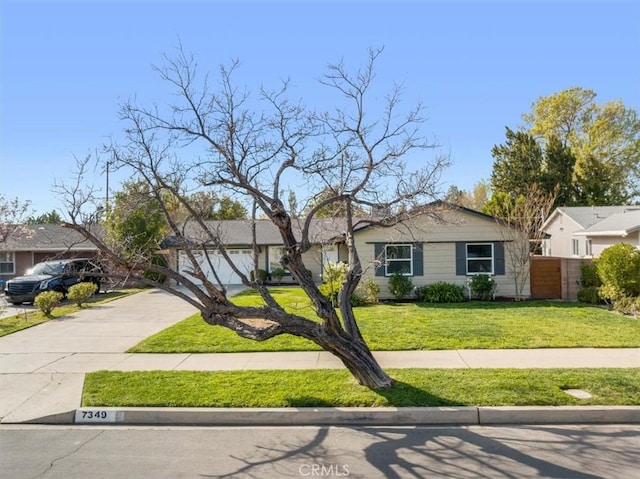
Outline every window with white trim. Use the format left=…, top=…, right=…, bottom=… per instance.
left=385, top=244, right=413, bottom=276
left=572, top=239, right=580, bottom=256
left=585, top=239, right=592, bottom=257
left=0, top=252, right=15, bottom=274
left=466, top=243, right=494, bottom=274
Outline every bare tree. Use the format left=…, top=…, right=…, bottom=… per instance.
left=58, top=47, right=449, bottom=389
left=0, top=194, right=32, bottom=244
left=486, top=185, right=557, bottom=300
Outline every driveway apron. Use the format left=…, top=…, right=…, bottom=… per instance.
left=0, top=288, right=198, bottom=423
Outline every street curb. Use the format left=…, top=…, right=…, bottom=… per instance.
left=35, top=406, right=638, bottom=426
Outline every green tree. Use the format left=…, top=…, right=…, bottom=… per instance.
left=490, top=128, right=576, bottom=209
left=107, top=180, right=167, bottom=260
left=26, top=210, right=63, bottom=224
left=523, top=87, right=640, bottom=204
left=186, top=191, right=247, bottom=220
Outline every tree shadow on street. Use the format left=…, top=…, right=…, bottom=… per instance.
left=200, top=424, right=639, bottom=478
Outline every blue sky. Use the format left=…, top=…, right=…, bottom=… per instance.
left=1, top=0, right=639, bottom=216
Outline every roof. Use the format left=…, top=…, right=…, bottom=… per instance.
left=543, top=206, right=640, bottom=231
left=163, top=202, right=511, bottom=248
left=574, top=209, right=640, bottom=237
left=0, top=224, right=100, bottom=252
left=162, top=217, right=357, bottom=248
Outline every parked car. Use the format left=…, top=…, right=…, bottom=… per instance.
left=4, top=258, right=103, bottom=305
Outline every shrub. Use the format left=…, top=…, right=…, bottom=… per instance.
left=579, top=262, right=600, bottom=288
left=388, top=273, right=414, bottom=300
left=420, top=281, right=466, bottom=303
left=250, top=269, right=268, bottom=283
left=271, top=267, right=286, bottom=284
left=576, top=286, right=602, bottom=304
left=355, top=278, right=380, bottom=304
left=349, top=293, right=366, bottom=307
left=468, top=274, right=497, bottom=301
left=34, top=290, right=64, bottom=315
left=596, top=243, right=640, bottom=301
left=67, top=282, right=98, bottom=307
left=319, top=262, right=349, bottom=305
left=612, top=296, right=640, bottom=316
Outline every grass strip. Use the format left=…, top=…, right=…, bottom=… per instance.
left=82, top=368, right=640, bottom=408
left=129, top=288, right=640, bottom=352
left=0, top=289, right=144, bottom=337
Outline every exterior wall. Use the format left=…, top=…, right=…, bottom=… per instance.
left=590, top=235, right=639, bottom=257
left=542, top=213, right=584, bottom=258
left=353, top=210, right=530, bottom=299
left=562, top=257, right=588, bottom=301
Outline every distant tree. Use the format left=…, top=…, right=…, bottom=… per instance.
left=186, top=191, right=247, bottom=220
left=0, top=194, right=32, bottom=243
left=26, top=209, right=63, bottom=224
left=443, top=185, right=463, bottom=205
left=107, top=180, right=168, bottom=261
left=304, top=186, right=368, bottom=218
left=444, top=181, right=490, bottom=211
left=523, top=87, right=640, bottom=204
left=490, top=128, right=576, bottom=209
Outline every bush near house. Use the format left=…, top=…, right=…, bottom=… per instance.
left=388, top=273, right=414, bottom=300
left=468, top=274, right=497, bottom=301
left=416, top=282, right=466, bottom=303
left=577, top=262, right=603, bottom=304
left=271, top=267, right=286, bottom=284
left=595, top=243, right=640, bottom=315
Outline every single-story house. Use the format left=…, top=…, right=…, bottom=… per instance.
left=541, top=206, right=640, bottom=259
left=164, top=203, right=530, bottom=299
left=0, top=224, right=100, bottom=282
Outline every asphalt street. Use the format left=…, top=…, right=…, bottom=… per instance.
left=2, top=424, right=639, bottom=479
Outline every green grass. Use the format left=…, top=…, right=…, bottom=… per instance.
left=82, top=368, right=640, bottom=407
left=0, top=289, right=144, bottom=337
left=129, top=287, right=640, bottom=353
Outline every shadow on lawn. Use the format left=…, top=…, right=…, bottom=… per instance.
left=284, top=381, right=459, bottom=408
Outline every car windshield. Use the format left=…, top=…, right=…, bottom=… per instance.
left=26, top=262, right=66, bottom=275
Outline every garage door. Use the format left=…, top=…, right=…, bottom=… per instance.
left=178, top=249, right=255, bottom=285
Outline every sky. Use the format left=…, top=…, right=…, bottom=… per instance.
left=1, top=0, right=639, bottom=216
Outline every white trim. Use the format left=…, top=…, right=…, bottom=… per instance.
left=384, top=243, right=413, bottom=276
left=465, top=243, right=494, bottom=275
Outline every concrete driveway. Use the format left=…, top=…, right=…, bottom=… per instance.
left=0, top=288, right=199, bottom=423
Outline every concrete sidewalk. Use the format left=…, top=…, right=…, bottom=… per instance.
left=1, top=288, right=639, bottom=425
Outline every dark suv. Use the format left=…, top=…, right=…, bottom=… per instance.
left=5, top=258, right=103, bottom=305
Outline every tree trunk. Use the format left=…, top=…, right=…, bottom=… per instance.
left=318, top=333, right=395, bottom=389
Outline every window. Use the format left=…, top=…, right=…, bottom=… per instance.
left=385, top=244, right=413, bottom=276
left=466, top=243, right=494, bottom=274
left=0, top=252, right=14, bottom=274
left=268, top=246, right=287, bottom=273
left=585, top=240, right=593, bottom=257
left=572, top=239, right=580, bottom=256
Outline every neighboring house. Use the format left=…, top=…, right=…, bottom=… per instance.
left=164, top=203, right=530, bottom=299
left=541, top=206, right=640, bottom=259
left=0, top=224, right=100, bottom=282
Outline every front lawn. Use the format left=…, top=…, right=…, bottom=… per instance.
left=83, top=368, right=640, bottom=407
left=128, top=287, right=640, bottom=353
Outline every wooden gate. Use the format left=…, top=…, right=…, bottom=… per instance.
left=530, top=257, right=562, bottom=299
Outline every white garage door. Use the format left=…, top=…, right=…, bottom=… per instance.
left=178, top=249, right=255, bottom=285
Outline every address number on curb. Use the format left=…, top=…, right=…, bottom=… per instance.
left=75, top=409, right=118, bottom=423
